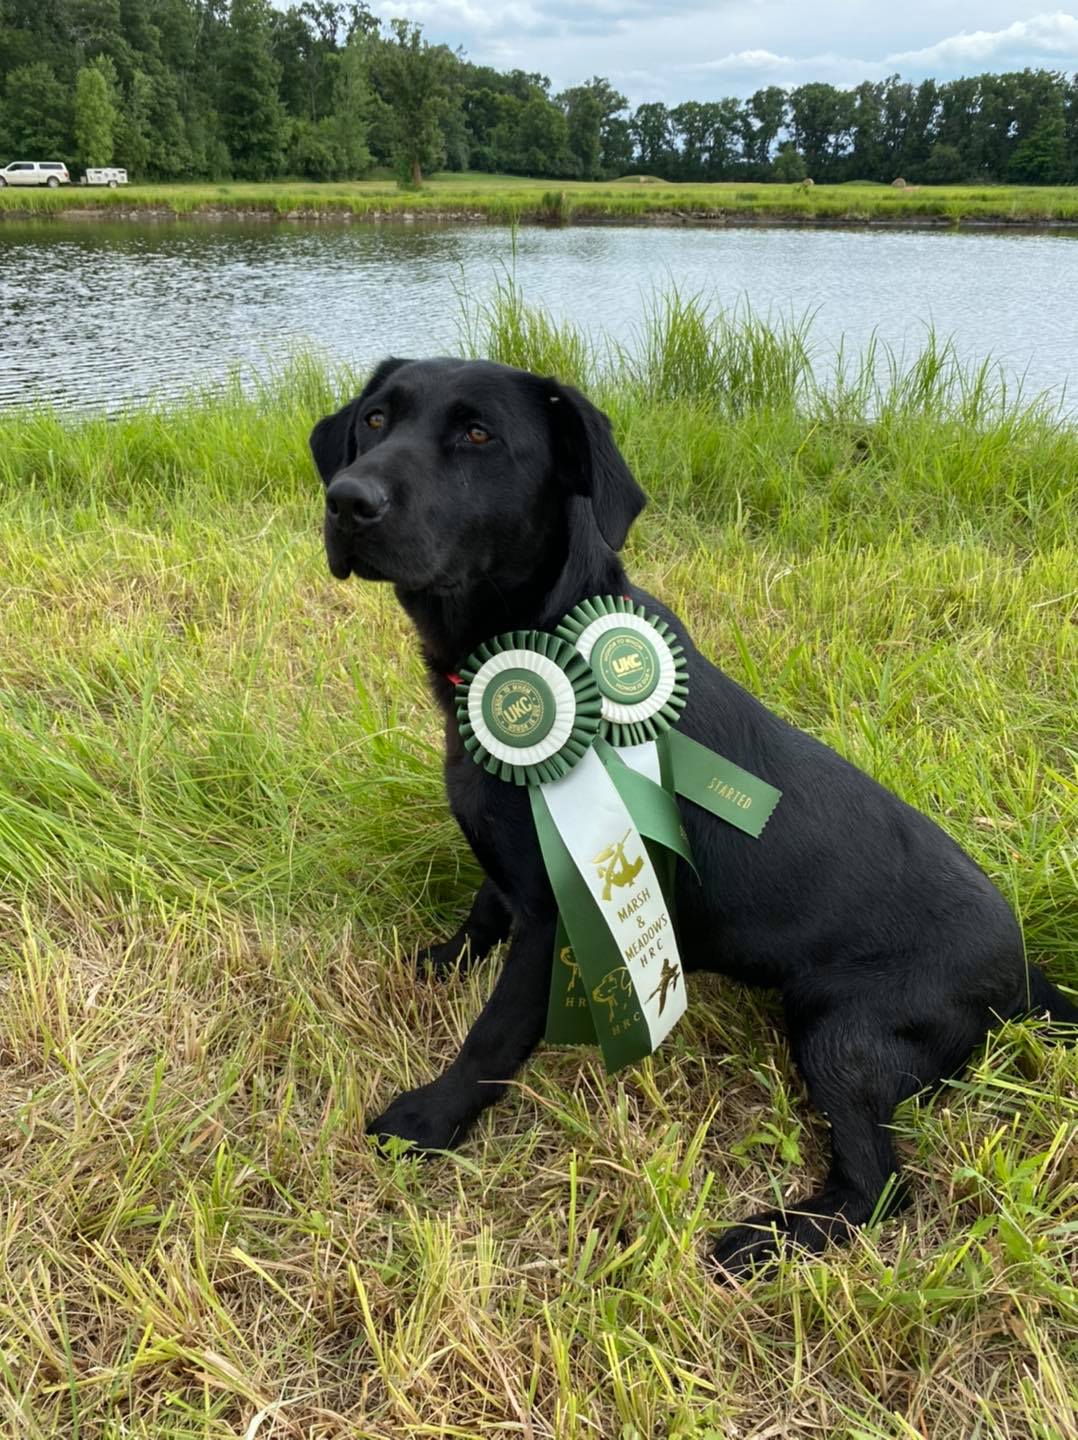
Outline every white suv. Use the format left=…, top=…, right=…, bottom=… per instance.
left=0, top=161, right=71, bottom=188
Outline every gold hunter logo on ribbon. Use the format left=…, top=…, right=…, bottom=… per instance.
left=453, top=596, right=782, bottom=1073
left=593, top=831, right=644, bottom=900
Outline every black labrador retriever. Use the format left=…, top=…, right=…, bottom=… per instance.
left=310, top=356, right=1076, bottom=1275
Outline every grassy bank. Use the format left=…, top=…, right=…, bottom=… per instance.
left=0, top=301, right=1076, bottom=1438
left=3, top=172, right=1078, bottom=227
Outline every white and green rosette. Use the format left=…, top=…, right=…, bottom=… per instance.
left=560, top=594, right=783, bottom=840
left=451, top=598, right=784, bottom=1075
left=454, top=626, right=690, bottom=1073
left=455, top=629, right=601, bottom=787
left=556, top=595, right=688, bottom=752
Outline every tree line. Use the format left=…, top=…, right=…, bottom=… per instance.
left=2, top=0, right=1077, bottom=185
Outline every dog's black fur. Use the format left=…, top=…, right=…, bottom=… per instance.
left=310, top=357, right=1076, bottom=1275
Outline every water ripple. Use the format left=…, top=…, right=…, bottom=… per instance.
left=1, top=220, right=1075, bottom=414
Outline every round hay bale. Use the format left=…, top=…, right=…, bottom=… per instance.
left=892, top=177, right=908, bottom=188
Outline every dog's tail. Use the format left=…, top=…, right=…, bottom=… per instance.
left=1021, top=965, right=1078, bottom=1028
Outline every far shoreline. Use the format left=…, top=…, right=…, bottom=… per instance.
left=3, top=177, right=1077, bottom=231
left=4, top=204, right=1078, bottom=232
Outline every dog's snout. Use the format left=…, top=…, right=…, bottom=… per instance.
left=326, top=474, right=388, bottom=527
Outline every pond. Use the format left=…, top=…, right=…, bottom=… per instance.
left=1, top=218, right=1076, bottom=413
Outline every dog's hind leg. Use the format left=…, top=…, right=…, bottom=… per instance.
left=367, top=912, right=555, bottom=1153
left=711, top=1005, right=925, bottom=1278
left=416, top=878, right=512, bottom=977
left=1022, top=964, right=1078, bottom=1026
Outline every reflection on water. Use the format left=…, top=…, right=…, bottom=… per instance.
left=0, top=219, right=1076, bottom=413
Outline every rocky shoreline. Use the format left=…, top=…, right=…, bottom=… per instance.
left=3, top=203, right=1077, bottom=230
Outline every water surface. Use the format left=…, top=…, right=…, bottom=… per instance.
left=1, top=219, right=1075, bottom=413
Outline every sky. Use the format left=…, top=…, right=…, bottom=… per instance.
left=364, top=3, right=1078, bottom=104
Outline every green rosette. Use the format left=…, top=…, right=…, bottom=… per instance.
left=455, top=629, right=602, bottom=787
left=556, top=595, right=688, bottom=748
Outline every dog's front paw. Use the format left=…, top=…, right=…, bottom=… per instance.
left=366, top=1080, right=474, bottom=1154
left=710, top=1211, right=789, bottom=1279
left=710, top=1202, right=855, bottom=1280
left=414, top=936, right=470, bottom=978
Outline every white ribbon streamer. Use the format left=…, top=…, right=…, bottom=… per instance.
left=540, top=748, right=686, bottom=1050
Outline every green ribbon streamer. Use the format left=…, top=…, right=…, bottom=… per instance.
left=533, top=788, right=654, bottom=1071
left=665, top=729, right=782, bottom=837
left=596, top=739, right=697, bottom=875
left=540, top=743, right=695, bottom=1068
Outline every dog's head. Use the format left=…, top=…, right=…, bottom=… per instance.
left=309, top=358, right=645, bottom=594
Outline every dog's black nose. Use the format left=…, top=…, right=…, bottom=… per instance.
left=325, top=474, right=388, bottom=527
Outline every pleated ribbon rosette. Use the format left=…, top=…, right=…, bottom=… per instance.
left=453, top=599, right=782, bottom=1072
left=455, top=624, right=688, bottom=1069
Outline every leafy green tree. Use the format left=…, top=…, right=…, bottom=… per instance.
left=1009, top=114, right=1068, bottom=183
left=922, top=142, right=964, bottom=182
left=558, top=77, right=627, bottom=179
left=0, top=0, right=51, bottom=81
left=117, top=0, right=160, bottom=70
left=787, top=82, right=855, bottom=179
left=740, top=86, right=785, bottom=172
left=115, top=65, right=153, bottom=173
left=559, top=83, right=601, bottom=178
left=935, top=76, right=981, bottom=175
left=1, top=0, right=1076, bottom=187
left=772, top=141, right=806, bottom=181
left=672, top=99, right=744, bottom=180
left=218, top=0, right=285, bottom=179
left=327, top=36, right=372, bottom=176
left=148, top=67, right=195, bottom=175
left=898, top=78, right=939, bottom=179
left=460, top=84, right=512, bottom=170
left=849, top=81, right=884, bottom=179
left=67, top=0, right=125, bottom=65
left=273, top=6, right=320, bottom=120
left=3, top=62, right=71, bottom=155
left=631, top=101, right=674, bottom=173
left=440, top=88, right=470, bottom=170
left=371, top=18, right=452, bottom=187
left=516, top=95, right=571, bottom=176
left=600, top=113, right=633, bottom=176
left=287, top=116, right=337, bottom=177
left=74, top=60, right=118, bottom=166
left=490, top=94, right=528, bottom=172
left=1064, top=74, right=1078, bottom=182
left=670, top=100, right=708, bottom=179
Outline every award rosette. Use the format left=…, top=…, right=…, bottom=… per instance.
left=455, top=627, right=689, bottom=1072
left=560, top=594, right=783, bottom=839
left=452, top=599, right=784, bottom=1075
left=454, top=629, right=601, bottom=787
left=557, top=594, right=688, bottom=766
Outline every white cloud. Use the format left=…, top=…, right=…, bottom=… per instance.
left=887, top=11, right=1078, bottom=66
left=692, top=49, right=797, bottom=73
left=369, top=0, right=547, bottom=38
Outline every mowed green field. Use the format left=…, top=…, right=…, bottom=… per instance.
left=2, top=171, right=1078, bottom=225
left=0, top=299, right=1075, bottom=1438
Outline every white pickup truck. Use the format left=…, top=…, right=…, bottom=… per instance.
left=0, top=161, right=71, bottom=187
left=83, top=168, right=129, bottom=187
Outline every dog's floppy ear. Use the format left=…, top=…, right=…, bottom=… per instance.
left=308, top=357, right=412, bottom=484
left=546, top=381, right=645, bottom=551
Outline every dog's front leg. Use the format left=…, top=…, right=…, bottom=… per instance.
left=415, top=877, right=512, bottom=976
left=367, top=911, right=555, bottom=1153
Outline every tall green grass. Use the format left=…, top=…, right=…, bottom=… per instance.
left=3, top=174, right=1078, bottom=225
left=0, top=300, right=1075, bottom=1437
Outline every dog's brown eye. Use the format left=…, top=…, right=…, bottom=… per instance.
left=465, top=425, right=491, bottom=445
left=366, top=411, right=384, bottom=430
